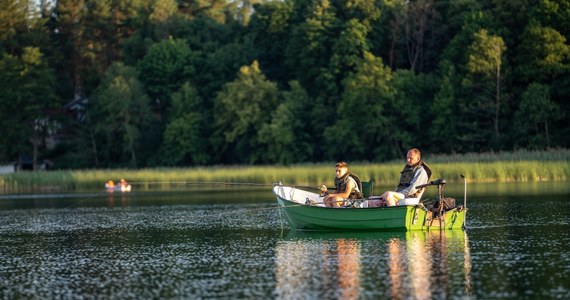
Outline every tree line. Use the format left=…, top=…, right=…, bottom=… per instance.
left=0, top=0, right=568, bottom=169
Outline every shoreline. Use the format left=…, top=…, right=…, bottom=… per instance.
left=1, top=160, right=568, bottom=193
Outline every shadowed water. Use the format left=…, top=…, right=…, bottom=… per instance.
left=1, top=182, right=569, bottom=299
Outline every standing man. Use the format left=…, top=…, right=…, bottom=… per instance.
left=370, top=148, right=431, bottom=207
left=323, top=161, right=363, bottom=208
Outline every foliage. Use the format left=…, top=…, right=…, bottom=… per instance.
left=258, top=81, right=314, bottom=164
left=89, top=63, right=152, bottom=167
left=514, top=83, right=561, bottom=148
left=137, top=37, right=196, bottom=117
left=159, top=83, right=210, bottom=165
left=515, top=24, right=570, bottom=82
left=464, top=29, right=506, bottom=143
left=0, top=47, right=56, bottom=165
left=1, top=0, right=570, bottom=169
left=326, top=52, right=395, bottom=161
left=213, top=60, right=280, bottom=163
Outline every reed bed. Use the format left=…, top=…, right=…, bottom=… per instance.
left=1, top=160, right=569, bottom=193
left=423, top=148, right=570, bottom=163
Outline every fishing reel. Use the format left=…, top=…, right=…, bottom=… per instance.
left=319, top=185, right=328, bottom=197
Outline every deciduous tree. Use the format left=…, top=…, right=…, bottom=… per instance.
left=159, top=83, right=210, bottom=165
left=138, top=37, right=196, bottom=119
left=325, top=52, right=396, bottom=161
left=466, top=28, right=506, bottom=143
left=0, top=47, right=56, bottom=167
left=258, top=81, right=313, bottom=164
left=515, top=83, right=561, bottom=148
left=213, top=60, right=279, bottom=163
left=90, top=63, right=151, bottom=167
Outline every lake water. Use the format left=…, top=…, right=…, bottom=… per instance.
left=1, top=182, right=569, bottom=299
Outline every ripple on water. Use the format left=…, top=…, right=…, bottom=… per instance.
left=0, top=203, right=286, bottom=298
left=0, top=203, right=283, bottom=235
left=2, top=191, right=570, bottom=299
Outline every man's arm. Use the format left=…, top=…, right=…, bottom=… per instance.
left=398, top=168, right=429, bottom=197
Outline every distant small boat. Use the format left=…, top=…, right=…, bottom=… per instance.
left=105, top=183, right=131, bottom=192
left=273, top=179, right=466, bottom=232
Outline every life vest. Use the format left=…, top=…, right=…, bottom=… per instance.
left=334, top=172, right=363, bottom=199
left=396, top=161, right=432, bottom=197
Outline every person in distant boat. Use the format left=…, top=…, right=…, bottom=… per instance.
left=369, top=148, right=431, bottom=207
left=106, top=180, right=114, bottom=189
left=323, top=161, right=363, bottom=208
left=120, top=178, right=128, bottom=187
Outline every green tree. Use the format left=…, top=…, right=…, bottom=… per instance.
left=430, top=63, right=460, bottom=153
left=534, top=0, right=570, bottom=37
left=515, top=24, right=570, bottom=82
left=391, top=69, right=437, bottom=153
left=437, top=9, right=498, bottom=152
left=0, top=47, right=56, bottom=167
left=197, top=39, right=256, bottom=101
left=325, top=52, right=396, bottom=161
left=403, top=0, right=437, bottom=72
left=515, top=83, right=561, bottom=148
left=258, top=81, right=313, bottom=164
left=248, top=1, right=294, bottom=84
left=465, top=28, right=506, bottom=143
left=178, top=0, right=229, bottom=23
left=285, top=0, right=337, bottom=99
left=329, top=18, right=370, bottom=77
left=138, top=37, right=196, bottom=118
left=213, top=60, right=280, bottom=163
left=90, top=62, right=151, bottom=167
left=159, top=83, right=210, bottom=165
left=0, top=0, right=52, bottom=58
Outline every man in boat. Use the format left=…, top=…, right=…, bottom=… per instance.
left=323, top=161, right=363, bottom=207
left=370, top=148, right=431, bottom=207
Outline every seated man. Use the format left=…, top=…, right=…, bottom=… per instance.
left=370, top=148, right=431, bottom=207
left=323, top=161, right=363, bottom=208
left=120, top=178, right=128, bottom=187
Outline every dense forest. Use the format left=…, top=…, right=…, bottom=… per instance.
left=0, top=0, right=568, bottom=169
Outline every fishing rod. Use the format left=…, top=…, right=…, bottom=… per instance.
left=125, top=181, right=274, bottom=186
left=125, top=180, right=325, bottom=191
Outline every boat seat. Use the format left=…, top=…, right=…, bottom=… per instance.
left=398, top=186, right=426, bottom=206
left=361, top=180, right=374, bottom=198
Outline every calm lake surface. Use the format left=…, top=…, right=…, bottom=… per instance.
left=1, top=182, right=569, bottom=299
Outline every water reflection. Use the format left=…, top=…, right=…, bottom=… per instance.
left=275, top=230, right=471, bottom=299
left=106, top=192, right=129, bottom=209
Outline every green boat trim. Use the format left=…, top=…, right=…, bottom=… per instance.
left=273, top=184, right=467, bottom=232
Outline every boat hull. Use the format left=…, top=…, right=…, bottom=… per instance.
left=105, top=184, right=132, bottom=192
left=274, top=185, right=466, bottom=231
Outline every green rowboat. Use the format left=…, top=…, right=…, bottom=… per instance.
left=273, top=180, right=467, bottom=231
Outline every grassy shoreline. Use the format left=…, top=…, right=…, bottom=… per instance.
left=1, top=160, right=569, bottom=193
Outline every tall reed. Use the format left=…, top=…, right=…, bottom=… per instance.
left=1, top=160, right=569, bottom=192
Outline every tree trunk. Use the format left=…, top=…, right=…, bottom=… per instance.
left=30, top=136, right=41, bottom=171
left=545, top=120, right=550, bottom=148
left=130, top=146, right=137, bottom=168
left=389, top=14, right=401, bottom=69
left=90, top=129, right=99, bottom=167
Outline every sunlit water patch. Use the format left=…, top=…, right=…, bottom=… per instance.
left=1, top=184, right=569, bottom=299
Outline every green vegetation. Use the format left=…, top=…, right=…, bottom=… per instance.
left=1, top=0, right=570, bottom=169
left=2, top=150, right=569, bottom=192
